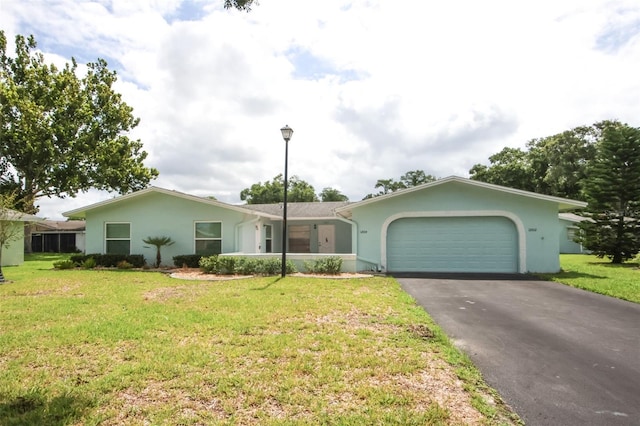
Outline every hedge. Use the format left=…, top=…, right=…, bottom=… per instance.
left=173, top=254, right=203, bottom=268
left=69, top=253, right=145, bottom=268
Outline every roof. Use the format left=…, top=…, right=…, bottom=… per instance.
left=244, top=201, right=351, bottom=219
left=2, top=209, right=42, bottom=222
left=62, top=186, right=281, bottom=219
left=33, top=220, right=86, bottom=232
left=336, top=176, right=587, bottom=217
left=559, top=212, right=589, bottom=223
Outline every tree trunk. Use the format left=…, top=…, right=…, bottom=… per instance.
left=23, top=223, right=34, bottom=254
left=0, top=248, right=4, bottom=283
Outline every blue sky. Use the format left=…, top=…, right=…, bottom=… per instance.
left=1, top=0, right=639, bottom=219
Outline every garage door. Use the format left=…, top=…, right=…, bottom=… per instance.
left=387, top=216, right=518, bottom=273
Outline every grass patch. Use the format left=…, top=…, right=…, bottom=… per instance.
left=1, top=255, right=519, bottom=424
left=538, top=254, right=640, bottom=303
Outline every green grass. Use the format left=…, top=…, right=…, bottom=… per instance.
left=0, top=254, right=519, bottom=425
left=538, top=254, right=640, bottom=303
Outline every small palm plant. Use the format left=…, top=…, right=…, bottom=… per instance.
left=142, top=236, right=175, bottom=268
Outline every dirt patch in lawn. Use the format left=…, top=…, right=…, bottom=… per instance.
left=169, top=268, right=373, bottom=281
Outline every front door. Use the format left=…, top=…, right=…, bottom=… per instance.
left=317, top=225, right=335, bottom=253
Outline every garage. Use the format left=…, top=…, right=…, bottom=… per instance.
left=387, top=216, right=519, bottom=273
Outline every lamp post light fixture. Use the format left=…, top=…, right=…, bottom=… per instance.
left=280, top=125, right=293, bottom=277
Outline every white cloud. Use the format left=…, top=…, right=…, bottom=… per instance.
left=1, top=0, right=639, bottom=219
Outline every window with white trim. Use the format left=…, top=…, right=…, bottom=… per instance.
left=105, top=222, right=131, bottom=255
left=195, top=222, right=222, bottom=255
left=265, top=225, right=272, bottom=253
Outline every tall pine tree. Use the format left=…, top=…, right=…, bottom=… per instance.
left=578, top=121, right=640, bottom=263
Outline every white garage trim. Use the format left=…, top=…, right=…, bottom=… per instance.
left=381, top=211, right=527, bottom=273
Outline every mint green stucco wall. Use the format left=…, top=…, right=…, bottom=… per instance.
left=350, top=181, right=563, bottom=273
left=84, top=192, right=255, bottom=266
left=559, top=219, right=585, bottom=254
left=1, top=222, right=24, bottom=266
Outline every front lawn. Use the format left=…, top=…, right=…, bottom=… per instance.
left=539, top=254, right=640, bottom=303
left=0, top=255, right=518, bottom=425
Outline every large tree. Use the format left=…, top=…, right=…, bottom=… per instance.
left=0, top=31, right=158, bottom=216
left=470, top=125, right=598, bottom=200
left=319, top=187, right=349, bottom=202
left=364, top=170, right=436, bottom=199
left=240, top=174, right=318, bottom=204
left=225, top=0, right=256, bottom=11
left=577, top=121, right=640, bottom=263
left=469, top=147, right=537, bottom=192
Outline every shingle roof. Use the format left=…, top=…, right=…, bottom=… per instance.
left=34, top=220, right=86, bottom=232
left=243, top=201, right=352, bottom=219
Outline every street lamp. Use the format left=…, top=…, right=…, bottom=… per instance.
left=280, top=125, right=293, bottom=277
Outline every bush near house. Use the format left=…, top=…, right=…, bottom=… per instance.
left=199, top=255, right=297, bottom=275
left=69, top=254, right=145, bottom=268
left=304, top=256, right=343, bottom=275
left=52, top=259, right=75, bottom=270
left=172, top=254, right=203, bottom=268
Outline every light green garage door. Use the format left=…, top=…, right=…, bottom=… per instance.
left=387, top=216, right=518, bottom=273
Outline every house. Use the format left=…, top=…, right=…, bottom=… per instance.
left=31, top=220, right=86, bottom=253
left=1, top=210, right=41, bottom=267
left=62, top=176, right=587, bottom=273
left=558, top=213, right=589, bottom=254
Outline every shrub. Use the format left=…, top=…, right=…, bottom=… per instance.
left=261, top=257, right=281, bottom=275
left=199, top=255, right=219, bottom=274
left=305, top=256, right=343, bottom=275
left=198, top=256, right=297, bottom=275
left=53, top=259, right=75, bottom=270
left=70, top=253, right=91, bottom=265
left=173, top=254, right=203, bottom=268
left=81, top=257, right=96, bottom=269
left=235, top=257, right=259, bottom=275
left=217, top=256, right=239, bottom=275
left=67, top=254, right=145, bottom=268
left=117, top=260, right=134, bottom=269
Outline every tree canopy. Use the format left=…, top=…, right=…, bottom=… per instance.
left=224, top=0, right=256, bottom=11
left=363, top=170, right=436, bottom=199
left=469, top=124, right=599, bottom=200
left=576, top=121, right=640, bottom=263
left=240, top=175, right=319, bottom=204
left=319, top=188, right=349, bottom=202
left=0, top=31, right=158, bottom=215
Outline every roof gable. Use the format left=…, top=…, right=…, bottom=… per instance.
left=336, top=176, right=587, bottom=216
left=62, top=186, right=280, bottom=219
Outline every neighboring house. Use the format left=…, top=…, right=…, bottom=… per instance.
left=558, top=213, right=589, bottom=254
left=31, top=220, right=86, bottom=253
left=1, top=210, right=41, bottom=267
left=62, top=176, right=587, bottom=273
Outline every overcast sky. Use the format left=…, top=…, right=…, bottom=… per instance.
left=2, top=0, right=639, bottom=219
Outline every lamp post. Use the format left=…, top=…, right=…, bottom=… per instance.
left=280, top=125, right=293, bottom=277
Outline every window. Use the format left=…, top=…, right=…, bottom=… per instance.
left=265, top=225, right=272, bottom=253
left=288, top=225, right=311, bottom=253
left=105, top=223, right=130, bottom=255
left=195, top=222, right=222, bottom=255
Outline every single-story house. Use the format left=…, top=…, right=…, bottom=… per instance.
left=62, top=176, right=587, bottom=273
left=1, top=210, right=41, bottom=267
left=558, top=212, right=589, bottom=254
left=31, top=220, right=86, bottom=253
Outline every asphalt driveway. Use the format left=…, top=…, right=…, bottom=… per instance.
left=396, top=274, right=640, bottom=426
